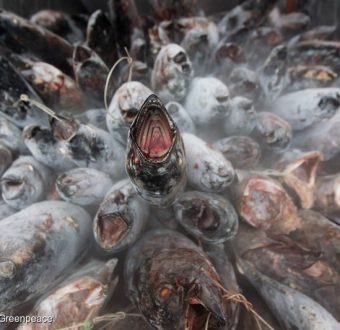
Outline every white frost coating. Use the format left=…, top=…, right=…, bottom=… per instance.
left=185, top=77, right=230, bottom=126
left=56, top=167, right=113, bottom=206
left=166, top=101, right=196, bottom=134
left=182, top=133, right=234, bottom=192
left=106, top=81, right=153, bottom=145
left=224, top=96, right=256, bottom=135
left=270, top=88, right=340, bottom=131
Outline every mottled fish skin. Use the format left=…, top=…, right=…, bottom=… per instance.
left=30, top=9, right=84, bottom=44
left=0, top=57, right=48, bottom=128
left=106, top=81, right=153, bottom=145
left=93, top=179, right=149, bottom=254
left=269, top=88, right=340, bottom=131
left=183, top=133, right=235, bottom=193
left=0, top=143, right=12, bottom=177
left=56, top=167, right=113, bottom=207
left=0, top=117, right=28, bottom=155
left=0, top=201, right=92, bottom=311
left=125, top=229, right=230, bottom=330
left=23, top=125, right=75, bottom=172
left=223, top=97, right=256, bottom=136
left=1, top=156, right=51, bottom=210
left=165, top=102, right=196, bottom=134
left=0, top=199, right=16, bottom=221
left=18, top=258, right=118, bottom=330
left=73, top=45, right=109, bottom=104
left=126, top=94, right=187, bottom=207
left=233, top=224, right=340, bottom=320
left=152, top=44, right=193, bottom=103
left=174, top=191, right=238, bottom=244
left=185, top=77, right=230, bottom=126
left=238, top=260, right=340, bottom=330
left=0, top=10, right=74, bottom=76
left=213, top=136, right=261, bottom=170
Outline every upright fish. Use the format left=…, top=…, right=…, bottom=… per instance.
left=126, top=94, right=187, bottom=207
left=125, top=229, right=233, bottom=330
left=0, top=201, right=92, bottom=311
left=1, top=156, right=51, bottom=210
left=93, top=179, right=149, bottom=254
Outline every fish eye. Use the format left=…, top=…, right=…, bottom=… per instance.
left=158, top=285, right=173, bottom=302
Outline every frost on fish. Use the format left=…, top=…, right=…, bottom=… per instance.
left=183, top=133, right=234, bottom=192
left=106, top=81, right=153, bottom=145
left=165, top=101, right=195, bottom=134
left=93, top=179, right=149, bottom=254
left=126, top=94, right=187, bottom=207
left=56, top=167, right=113, bottom=206
left=238, top=260, right=340, bottom=330
left=0, top=201, right=92, bottom=311
left=125, top=229, right=233, bottom=330
left=0, top=117, right=28, bottom=155
left=18, top=259, right=118, bottom=330
left=174, top=191, right=238, bottom=243
left=1, top=156, right=51, bottom=210
left=185, top=77, right=230, bottom=126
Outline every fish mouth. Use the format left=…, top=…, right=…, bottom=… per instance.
left=1, top=177, right=26, bottom=200
left=121, top=107, right=139, bottom=124
left=95, top=213, right=129, bottom=250
left=51, top=116, right=78, bottom=141
left=132, top=95, right=175, bottom=162
left=184, top=298, right=225, bottom=330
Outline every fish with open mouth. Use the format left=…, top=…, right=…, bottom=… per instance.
left=56, top=167, right=113, bottom=207
left=106, top=81, right=153, bottom=145
left=0, top=200, right=92, bottom=311
left=183, top=133, right=235, bottom=193
left=174, top=191, right=238, bottom=244
left=50, top=114, right=125, bottom=177
left=18, top=258, right=118, bottom=330
left=1, top=156, right=51, bottom=210
left=125, top=229, right=233, bottom=330
left=93, top=179, right=149, bottom=254
left=126, top=94, right=187, bottom=207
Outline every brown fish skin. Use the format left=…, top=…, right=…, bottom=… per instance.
left=233, top=223, right=340, bottom=321
left=18, top=259, right=118, bottom=330
left=125, top=229, right=231, bottom=330
left=0, top=10, right=74, bottom=76
left=314, top=174, right=340, bottom=215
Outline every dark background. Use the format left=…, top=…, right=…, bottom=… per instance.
left=0, top=0, right=239, bottom=17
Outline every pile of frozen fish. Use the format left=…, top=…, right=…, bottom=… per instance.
left=0, top=0, right=339, bottom=329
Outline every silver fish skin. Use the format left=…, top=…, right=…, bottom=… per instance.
left=76, top=108, right=107, bottom=129
left=126, top=94, right=187, bottom=207
left=93, top=179, right=149, bottom=254
left=174, top=191, right=238, bottom=244
left=0, top=143, right=12, bottom=177
left=23, top=125, right=75, bottom=172
left=293, top=111, right=340, bottom=160
left=0, top=200, right=16, bottom=221
left=151, top=44, right=193, bottom=103
left=0, top=57, right=48, bottom=128
left=269, top=88, right=340, bottom=131
left=0, top=201, right=92, bottom=311
left=18, top=258, right=118, bottom=330
left=238, top=260, right=340, bottom=330
left=183, top=133, right=235, bottom=192
left=106, top=81, right=153, bottom=145
left=165, top=101, right=196, bottom=134
left=52, top=117, right=126, bottom=178
left=1, top=156, right=51, bottom=210
left=56, top=167, right=113, bottom=207
left=223, top=96, right=256, bottom=136
left=0, top=117, right=28, bottom=155
left=185, top=77, right=230, bottom=126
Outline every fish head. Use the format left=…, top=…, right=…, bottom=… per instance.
left=135, top=249, right=226, bottom=330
